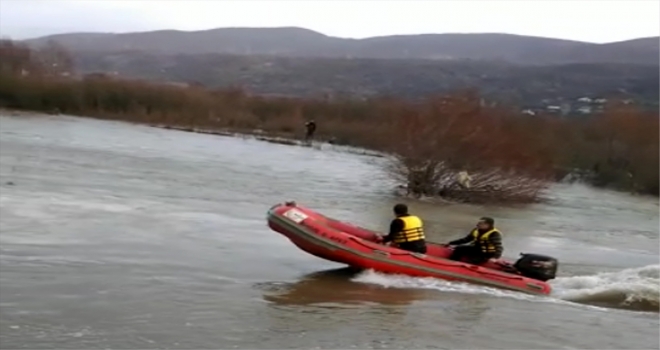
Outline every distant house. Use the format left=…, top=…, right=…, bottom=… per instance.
left=577, top=106, right=592, bottom=114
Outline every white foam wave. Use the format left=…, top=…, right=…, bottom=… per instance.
left=352, top=269, right=544, bottom=303
left=551, top=264, right=659, bottom=311
left=352, top=265, right=660, bottom=312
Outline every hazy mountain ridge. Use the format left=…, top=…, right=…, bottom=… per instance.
left=72, top=51, right=659, bottom=109
left=21, top=27, right=659, bottom=108
left=24, top=27, right=660, bottom=65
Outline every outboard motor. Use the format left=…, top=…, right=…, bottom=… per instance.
left=513, top=253, right=558, bottom=282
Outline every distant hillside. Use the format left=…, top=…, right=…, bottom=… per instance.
left=24, top=27, right=660, bottom=65
left=72, top=51, right=660, bottom=108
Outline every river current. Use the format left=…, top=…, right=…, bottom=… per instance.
left=0, top=114, right=658, bottom=349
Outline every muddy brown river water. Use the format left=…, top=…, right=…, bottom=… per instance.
left=0, top=114, right=658, bottom=349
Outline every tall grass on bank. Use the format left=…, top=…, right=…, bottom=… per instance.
left=1, top=39, right=657, bottom=200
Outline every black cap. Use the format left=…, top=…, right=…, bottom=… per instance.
left=479, top=217, right=495, bottom=225
left=393, top=203, right=408, bottom=215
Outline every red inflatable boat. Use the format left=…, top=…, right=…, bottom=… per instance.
left=267, top=201, right=558, bottom=296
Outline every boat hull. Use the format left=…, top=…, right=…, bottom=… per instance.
left=267, top=201, right=552, bottom=295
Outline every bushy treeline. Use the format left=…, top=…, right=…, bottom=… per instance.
left=1, top=40, right=657, bottom=200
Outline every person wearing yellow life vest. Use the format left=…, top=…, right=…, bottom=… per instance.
left=379, top=203, right=427, bottom=254
left=446, top=217, right=503, bottom=264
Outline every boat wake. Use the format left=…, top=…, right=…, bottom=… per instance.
left=352, top=264, right=660, bottom=312
left=551, top=264, right=659, bottom=312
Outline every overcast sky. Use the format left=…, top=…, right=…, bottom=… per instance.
left=1, top=0, right=658, bottom=43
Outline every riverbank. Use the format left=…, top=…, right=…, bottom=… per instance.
left=1, top=101, right=656, bottom=202
left=152, top=123, right=388, bottom=157
left=1, top=39, right=657, bottom=198
left=4, top=111, right=654, bottom=208
left=0, top=108, right=388, bottom=159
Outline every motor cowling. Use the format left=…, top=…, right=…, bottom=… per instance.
left=513, top=253, right=558, bottom=282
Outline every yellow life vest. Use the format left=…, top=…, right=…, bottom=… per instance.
left=393, top=215, right=425, bottom=244
left=470, top=228, right=501, bottom=254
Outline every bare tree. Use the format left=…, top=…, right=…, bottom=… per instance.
left=385, top=91, right=553, bottom=203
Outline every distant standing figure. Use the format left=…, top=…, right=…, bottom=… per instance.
left=305, top=120, right=317, bottom=141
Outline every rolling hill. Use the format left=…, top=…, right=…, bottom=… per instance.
left=72, top=51, right=659, bottom=109
left=20, top=27, right=659, bottom=108
left=24, top=27, right=660, bottom=65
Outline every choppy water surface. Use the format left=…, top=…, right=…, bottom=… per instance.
left=1, top=115, right=658, bottom=349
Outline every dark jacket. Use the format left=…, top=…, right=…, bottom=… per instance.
left=382, top=217, right=404, bottom=243
left=449, top=228, right=503, bottom=258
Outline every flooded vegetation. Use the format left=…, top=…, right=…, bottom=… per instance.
left=1, top=39, right=658, bottom=203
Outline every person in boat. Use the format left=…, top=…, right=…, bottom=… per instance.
left=446, top=217, right=503, bottom=264
left=380, top=203, right=427, bottom=254
left=304, top=120, right=317, bottom=141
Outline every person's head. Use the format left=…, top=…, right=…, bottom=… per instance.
left=477, top=217, right=494, bottom=230
left=393, top=203, right=408, bottom=217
